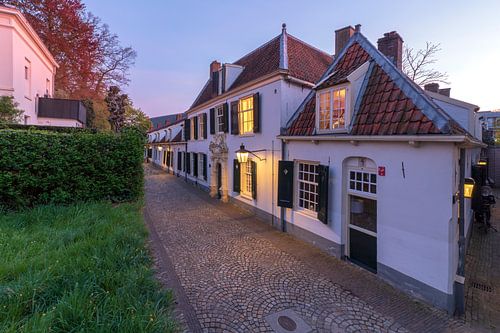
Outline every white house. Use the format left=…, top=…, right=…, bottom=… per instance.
left=279, top=26, right=484, bottom=313
left=147, top=24, right=484, bottom=313
left=0, top=4, right=85, bottom=127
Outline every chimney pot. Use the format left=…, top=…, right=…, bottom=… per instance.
left=210, top=60, right=221, bottom=76
left=424, top=83, right=440, bottom=93
left=335, top=26, right=355, bottom=56
left=438, top=88, right=451, bottom=97
left=377, top=31, right=403, bottom=70
left=355, top=24, right=361, bottom=32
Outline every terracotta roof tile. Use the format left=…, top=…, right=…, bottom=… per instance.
left=190, top=33, right=332, bottom=110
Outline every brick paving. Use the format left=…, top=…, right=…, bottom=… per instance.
left=144, top=165, right=470, bottom=332
left=465, top=193, right=500, bottom=332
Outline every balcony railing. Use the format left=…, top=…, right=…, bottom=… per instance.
left=37, top=97, right=86, bottom=125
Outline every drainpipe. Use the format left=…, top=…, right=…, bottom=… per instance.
left=280, top=138, right=287, bottom=232
left=455, top=147, right=466, bottom=315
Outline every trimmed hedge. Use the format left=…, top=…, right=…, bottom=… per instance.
left=0, top=127, right=144, bottom=210
left=0, top=123, right=97, bottom=133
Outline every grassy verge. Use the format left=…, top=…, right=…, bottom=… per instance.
left=0, top=202, right=177, bottom=332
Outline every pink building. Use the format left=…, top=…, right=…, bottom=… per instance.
left=0, top=4, right=85, bottom=127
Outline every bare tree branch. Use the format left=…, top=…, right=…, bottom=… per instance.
left=403, top=42, right=449, bottom=86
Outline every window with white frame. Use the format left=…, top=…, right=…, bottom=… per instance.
left=240, top=159, right=253, bottom=197
left=24, top=59, right=31, bottom=98
left=198, top=153, right=204, bottom=180
left=239, top=96, right=254, bottom=135
left=199, top=114, right=205, bottom=139
left=317, top=87, right=347, bottom=131
left=190, top=119, right=195, bottom=140
left=349, top=170, right=377, bottom=194
left=216, top=105, right=224, bottom=133
left=297, top=162, right=319, bottom=212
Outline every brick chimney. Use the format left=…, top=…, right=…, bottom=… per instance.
left=377, top=31, right=403, bottom=70
left=210, top=60, right=221, bottom=76
left=424, top=83, right=439, bottom=93
left=335, top=26, right=355, bottom=56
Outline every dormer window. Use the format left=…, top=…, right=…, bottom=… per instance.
left=317, top=86, right=348, bottom=132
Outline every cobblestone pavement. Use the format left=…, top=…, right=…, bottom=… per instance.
left=465, top=192, right=500, bottom=332
left=144, top=165, right=469, bottom=333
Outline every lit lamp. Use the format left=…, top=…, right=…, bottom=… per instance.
left=478, top=158, right=487, bottom=166
left=235, top=143, right=266, bottom=163
left=235, top=144, right=249, bottom=163
left=464, top=178, right=475, bottom=199
left=158, top=146, right=163, bottom=151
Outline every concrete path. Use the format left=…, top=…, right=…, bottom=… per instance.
left=144, top=165, right=468, bottom=333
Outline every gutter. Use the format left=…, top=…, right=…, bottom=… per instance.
left=277, top=134, right=486, bottom=147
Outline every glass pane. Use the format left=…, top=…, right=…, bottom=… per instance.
left=363, top=173, right=369, bottom=182
left=350, top=171, right=355, bottom=180
left=350, top=195, right=377, bottom=233
left=371, top=174, right=377, bottom=184
left=356, top=182, right=361, bottom=191
left=363, top=183, right=369, bottom=192
left=356, top=172, right=362, bottom=181
left=370, top=184, right=377, bottom=194
left=350, top=181, right=355, bottom=189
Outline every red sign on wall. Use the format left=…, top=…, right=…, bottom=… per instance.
left=378, top=166, right=386, bottom=176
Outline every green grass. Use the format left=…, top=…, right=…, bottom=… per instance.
left=0, top=202, right=177, bottom=333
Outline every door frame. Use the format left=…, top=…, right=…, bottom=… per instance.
left=344, top=164, right=378, bottom=270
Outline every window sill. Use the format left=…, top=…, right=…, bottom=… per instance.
left=316, top=129, right=348, bottom=134
left=238, top=133, right=255, bottom=138
left=239, top=193, right=254, bottom=202
left=295, top=208, right=318, bottom=220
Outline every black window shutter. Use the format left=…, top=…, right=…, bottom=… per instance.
left=223, top=103, right=229, bottom=133
left=203, top=154, right=207, bottom=180
left=251, top=160, right=257, bottom=200
left=317, top=165, right=329, bottom=224
left=203, top=113, right=208, bottom=139
left=209, top=108, right=215, bottom=134
left=184, top=118, right=190, bottom=141
left=193, top=153, right=198, bottom=177
left=177, top=151, right=182, bottom=170
left=186, top=152, right=191, bottom=174
left=233, top=159, right=240, bottom=192
left=277, top=161, right=294, bottom=208
left=230, top=101, right=239, bottom=135
left=193, top=117, right=198, bottom=140
left=253, top=93, right=260, bottom=133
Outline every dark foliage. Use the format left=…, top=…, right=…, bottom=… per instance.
left=0, top=127, right=144, bottom=210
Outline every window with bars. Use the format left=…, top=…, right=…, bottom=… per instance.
left=317, top=87, right=346, bottom=131
left=349, top=170, right=377, bottom=194
left=216, top=105, right=224, bottom=133
left=297, top=162, right=319, bottom=212
left=241, top=159, right=253, bottom=197
left=238, top=96, right=254, bottom=135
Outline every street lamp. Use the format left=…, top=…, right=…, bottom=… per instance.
left=464, top=177, right=475, bottom=199
left=235, top=143, right=266, bottom=163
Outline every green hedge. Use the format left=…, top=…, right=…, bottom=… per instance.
left=0, top=123, right=97, bottom=133
left=0, top=128, right=145, bottom=210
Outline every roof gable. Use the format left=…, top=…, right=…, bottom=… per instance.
left=286, top=32, right=465, bottom=137
left=189, top=29, right=332, bottom=110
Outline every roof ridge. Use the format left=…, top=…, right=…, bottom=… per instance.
left=232, top=34, right=281, bottom=65
left=279, top=25, right=288, bottom=70
left=287, top=34, right=332, bottom=58
left=189, top=78, right=211, bottom=109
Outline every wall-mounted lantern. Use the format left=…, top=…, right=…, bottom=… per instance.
left=478, top=158, right=487, bottom=166
left=158, top=146, right=163, bottom=151
left=235, top=143, right=266, bottom=163
left=464, top=177, right=475, bottom=199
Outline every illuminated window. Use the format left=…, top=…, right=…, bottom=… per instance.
left=319, top=92, right=330, bottom=130
left=199, top=114, right=205, bottom=139
left=297, top=162, right=319, bottom=212
left=238, top=96, right=254, bottom=135
left=216, top=105, right=224, bottom=133
left=317, top=87, right=346, bottom=131
left=241, top=159, right=253, bottom=197
left=190, top=119, right=195, bottom=140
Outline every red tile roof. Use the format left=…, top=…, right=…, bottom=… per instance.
left=286, top=33, right=465, bottom=137
left=351, top=64, right=440, bottom=135
left=190, top=31, right=332, bottom=110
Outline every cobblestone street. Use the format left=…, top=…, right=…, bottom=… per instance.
left=465, top=191, right=500, bottom=332
left=144, top=165, right=468, bottom=332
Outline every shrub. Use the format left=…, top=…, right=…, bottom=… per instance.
left=0, top=127, right=145, bottom=210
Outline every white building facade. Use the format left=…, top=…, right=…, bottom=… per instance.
left=0, top=4, right=84, bottom=127
left=147, top=25, right=484, bottom=313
